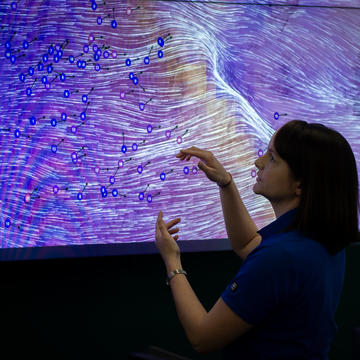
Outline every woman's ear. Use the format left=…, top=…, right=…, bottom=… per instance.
left=295, top=181, right=302, bottom=196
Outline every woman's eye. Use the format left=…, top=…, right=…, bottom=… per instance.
left=266, top=151, right=274, bottom=161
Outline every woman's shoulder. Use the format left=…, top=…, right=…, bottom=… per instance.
left=254, top=230, right=344, bottom=264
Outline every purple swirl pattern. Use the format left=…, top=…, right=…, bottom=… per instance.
left=0, top=0, right=359, bottom=249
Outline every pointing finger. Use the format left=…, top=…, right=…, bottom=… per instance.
left=176, top=147, right=211, bottom=162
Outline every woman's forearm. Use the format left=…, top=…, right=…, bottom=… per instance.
left=164, top=259, right=207, bottom=351
left=219, top=176, right=259, bottom=252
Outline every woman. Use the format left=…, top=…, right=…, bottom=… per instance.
left=155, top=120, right=359, bottom=359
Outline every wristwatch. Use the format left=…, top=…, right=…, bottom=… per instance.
left=166, top=269, right=187, bottom=286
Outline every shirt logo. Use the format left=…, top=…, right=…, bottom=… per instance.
left=230, top=282, right=238, bottom=292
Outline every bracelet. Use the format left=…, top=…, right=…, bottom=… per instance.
left=217, top=173, right=232, bottom=188
left=166, top=269, right=187, bottom=286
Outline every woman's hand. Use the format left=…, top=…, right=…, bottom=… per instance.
left=155, top=211, right=182, bottom=270
left=176, top=146, right=231, bottom=186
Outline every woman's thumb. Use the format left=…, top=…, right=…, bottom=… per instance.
left=198, top=161, right=209, bottom=173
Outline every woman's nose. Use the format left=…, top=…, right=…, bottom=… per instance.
left=255, top=157, right=262, bottom=169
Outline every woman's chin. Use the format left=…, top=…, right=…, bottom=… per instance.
left=253, top=182, right=260, bottom=193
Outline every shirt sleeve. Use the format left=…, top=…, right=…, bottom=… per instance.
left=221, top=244, right=293, bottom=326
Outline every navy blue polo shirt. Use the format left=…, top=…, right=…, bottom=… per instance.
left=221, top=208, right=345, bottom=360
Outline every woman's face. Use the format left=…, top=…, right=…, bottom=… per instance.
left=253, top=130, right=302, bottom=218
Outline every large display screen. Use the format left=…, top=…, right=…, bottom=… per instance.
left=1, top=0, right=359, bottom=260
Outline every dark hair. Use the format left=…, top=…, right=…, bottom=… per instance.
left=274, top=120, right=359, bottom=255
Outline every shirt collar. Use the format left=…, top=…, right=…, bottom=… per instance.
left=257, top=207, right=298, bottom=240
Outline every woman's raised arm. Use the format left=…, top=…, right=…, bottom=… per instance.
left=176, top=146, right=259, bottom=257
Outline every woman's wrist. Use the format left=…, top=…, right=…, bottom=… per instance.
left=217, top=172, right=232, bottom=188
left=165, top=258, right=182, bottom=274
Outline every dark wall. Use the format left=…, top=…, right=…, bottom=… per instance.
left=1, top=245, right=359, bottom=360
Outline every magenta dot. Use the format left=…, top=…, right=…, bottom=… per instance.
left=251, top=170, right=257, bottom=178
left=45, top=82, right=51, bottom=90
left=177, top=136, right=182, bottom=144
left=120, top=92, right=125, bottom=99
left=53, top=185, right=59, bottom=194
left=192, top=167, right=198, bottom=174
left=126, top=8, right=132, bottom=15
left=118, top=160, right=124, bottom=168
left=112, top=50, right=117, bottom=58
left=165, top=130, right=171, bottom=139
left=94, top=166, right=100, bottom=174
left=258, top=149, right=263, bottom=157
left=71, top=126, right=77, bottom=134
left=88, top=33, right=95, bottom=43
left=24, top=194, right=31, bottom=203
